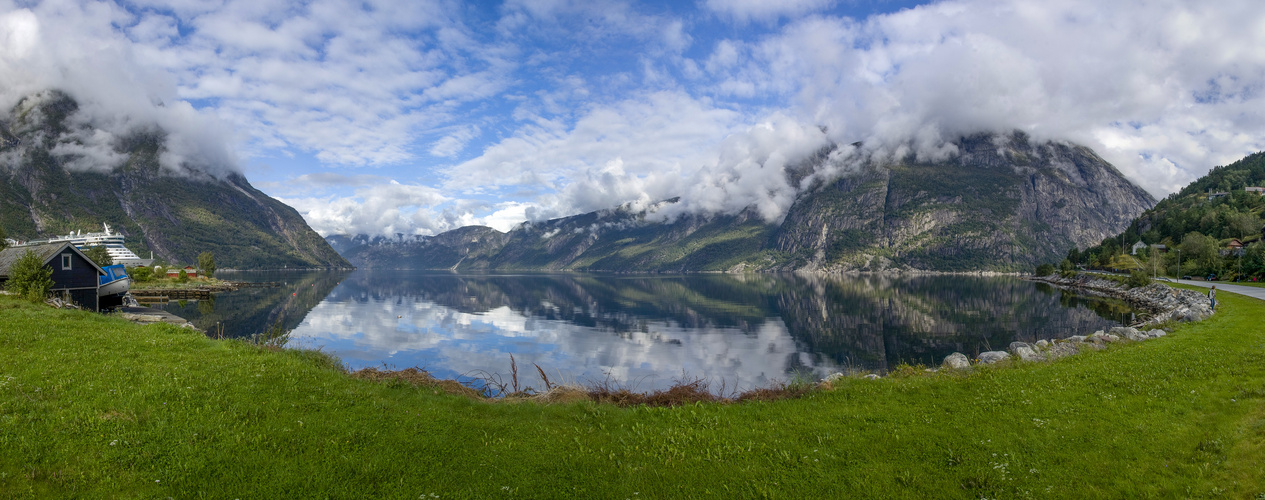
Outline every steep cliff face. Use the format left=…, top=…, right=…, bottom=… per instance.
left=336, top=132, right=1154, bottom=272
left=0, top=90, right=349, bottom=269
left=774, top=133, right=1156, bottom=271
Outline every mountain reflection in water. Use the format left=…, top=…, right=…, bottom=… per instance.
left=174, top=271, right=1133, bottom=393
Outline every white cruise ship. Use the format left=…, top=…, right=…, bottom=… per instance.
left=18, top=223, right=155, bottom=267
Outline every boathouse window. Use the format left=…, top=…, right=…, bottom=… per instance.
left=62, top=253, right=72, bottom=270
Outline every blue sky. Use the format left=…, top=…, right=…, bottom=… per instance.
left=3, top=0, right=1264, bottom=237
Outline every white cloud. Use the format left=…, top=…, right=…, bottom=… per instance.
left=703, top=0, right=836, bottom=24
left=656, top=114, right=831, bottom=222
left=724, top=0, right=1265, bottom=197
left=429, top=126, right=480, bottom=158
left=279, top=180, right=537, bottom=236
left=280, top=182, right=450, bottom=237
left=447, top=91, right=746, bottom=214
left=127, top=0, right=508, bottom=167
left=0, top=4, right=238, bottom=176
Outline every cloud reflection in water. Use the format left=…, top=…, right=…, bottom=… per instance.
left=285, top=272, right=1131, bottom=394
left=296, top=296, right=825, bottom=393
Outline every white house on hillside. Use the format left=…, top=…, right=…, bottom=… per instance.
left=1131, top=241, right=1148, bottom=255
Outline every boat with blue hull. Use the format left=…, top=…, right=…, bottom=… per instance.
left=99, top=264, right=130, bottom=297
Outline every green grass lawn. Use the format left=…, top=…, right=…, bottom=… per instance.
left=1, top=287, right=1263, bottom=498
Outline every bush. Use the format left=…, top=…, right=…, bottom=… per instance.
left=5, top=249, right=54, bottom=301
left=177, top=269, right=189, bottom=283
left=1034, top=263, right=1055, bottom=276
left=129, top=266, right=153, bottom=282
left=1126, top=270, right=1152, bottom=288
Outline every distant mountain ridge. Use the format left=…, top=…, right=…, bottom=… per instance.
left=332, top=132, right=1156, bottom=272
left=0, top=90, right=349, bottom=269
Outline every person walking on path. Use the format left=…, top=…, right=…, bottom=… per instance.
left=1209, top=286, right=1217, bottom=310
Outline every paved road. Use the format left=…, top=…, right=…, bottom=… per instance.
left=1082, top=270, right=1265, bottom=302
left=1163, top=279, right=1265, bottom=302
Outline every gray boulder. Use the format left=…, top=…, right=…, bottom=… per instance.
left=977, top=351, right=1011, bottom=365
left=1047, top=342, right=1080, bottom=360
left=1067, top=335, right=1088, bottom=343
left=1008, top=342, right=1045, bottom=362
left=942, top=352, right=971, bottom=370
left=863, top=374, right=881, bottom=380
left=1088, top=332, right=1120, bottom=343
left=1147, top=329, right=1167, bottom=338
left=1110, top=326, right=1149, bottom=342
left=1035, top=339, right=1050, bottom=348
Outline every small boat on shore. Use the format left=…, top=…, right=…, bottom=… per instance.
left=99, top=264, right=131, bottom=297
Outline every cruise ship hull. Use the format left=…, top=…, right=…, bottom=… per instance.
left=15, top=223, right=152, bottom=267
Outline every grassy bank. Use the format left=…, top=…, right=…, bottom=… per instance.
left=1, top=288, right=1263, bottom=498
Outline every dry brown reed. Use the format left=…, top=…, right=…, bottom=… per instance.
left=350, top=367, right=483, bottom=398
left=350, top=362, right=828, bottom=407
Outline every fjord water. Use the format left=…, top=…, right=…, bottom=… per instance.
left=172, top=270, right=1133, bottom=393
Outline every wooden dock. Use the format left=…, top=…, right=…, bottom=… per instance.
left=131, top=288, right=214, bottom=300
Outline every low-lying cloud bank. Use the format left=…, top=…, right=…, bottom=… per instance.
left=0, top=5, right=237, bottom=177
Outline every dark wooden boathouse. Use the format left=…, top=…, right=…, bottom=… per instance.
left=0, top=242, right=105, bottom=311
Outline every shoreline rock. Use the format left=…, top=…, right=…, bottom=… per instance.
left=934, top=273, right=1198, bottom=370
left=1029, top=273, right=1213, bottom=327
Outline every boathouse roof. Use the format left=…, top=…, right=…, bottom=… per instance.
left=0, top=242, right=106, bottom=278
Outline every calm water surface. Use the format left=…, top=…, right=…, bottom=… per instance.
left=167, top=270, right=1135, bottom=392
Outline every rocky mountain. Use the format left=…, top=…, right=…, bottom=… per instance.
left=334, top=132, right=1155, bottom=272
left=0, top=90, right=349, bottom=269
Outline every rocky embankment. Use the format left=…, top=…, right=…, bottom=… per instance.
left=940, top=326, right=1168, bottom=369
left=936, top=273, right=1213, bottom=370
left=1032, top=273, right=1214, bottom=326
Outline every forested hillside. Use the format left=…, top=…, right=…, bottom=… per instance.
left=1061, top=152, right=1265, bottom=279
left=0, top=90, right=349, bottom=269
